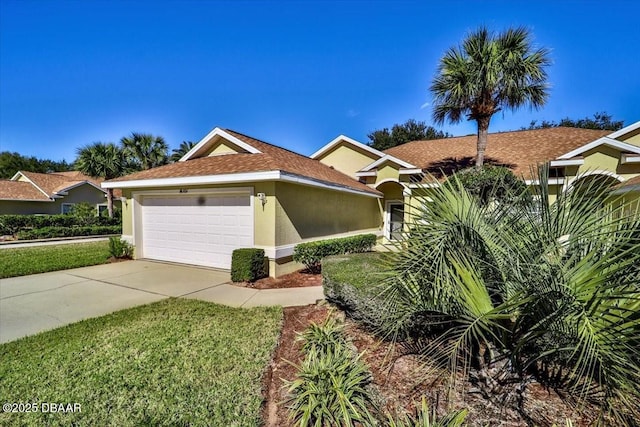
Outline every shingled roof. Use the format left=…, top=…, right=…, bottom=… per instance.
left=107, top=129, right=381, bottom=196
left=383, top=127, right=611, bottom=179
left=0, top=171, right=116, bottom=201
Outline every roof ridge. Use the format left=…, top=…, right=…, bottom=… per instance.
left=224, top=128, right=319, bottom=161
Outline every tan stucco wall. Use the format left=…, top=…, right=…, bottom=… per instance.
left=0, top=184, right=116, bottom=215
left=560, top=146, right=640, bottom=192
left=273, top=182, right=382, bottom=247
left=207, top=142, right=241, bottom=156
left=316, top=143, right=380, bottom=178
left=376, top=163, right=401, bottom=185
left=619, top=128, right=640, bottom=146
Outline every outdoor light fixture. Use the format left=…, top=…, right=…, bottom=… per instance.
left=257, top=192, right=267, bottom=206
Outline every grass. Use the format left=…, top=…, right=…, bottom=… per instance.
left=322, top=252, right=390, bottom=291
left=0, top=241, right=111, bottom=278
left=0, top=298, right=283, bottom=427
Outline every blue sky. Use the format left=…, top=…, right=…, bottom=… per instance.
left=1, top=0, right=639, bottom=162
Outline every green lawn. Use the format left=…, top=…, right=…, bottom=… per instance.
left=0, top=241, right=111, bottom=278
left=0, top=298, right=283, bottom=426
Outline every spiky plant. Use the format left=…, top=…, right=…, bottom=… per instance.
left=382, top=164, right=640, bottom=424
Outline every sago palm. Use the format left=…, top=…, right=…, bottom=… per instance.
left=75, top=142, right=126, bottom=218
left=382, top=165, right=640, bottom=424
left=120, top=132, right=169, bottom=170
left=430, top=27, right=550, bottom=168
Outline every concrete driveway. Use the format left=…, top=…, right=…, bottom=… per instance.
left=0, top=261, right=229, bottom=343
left=0, top=260, right=325, bottom=344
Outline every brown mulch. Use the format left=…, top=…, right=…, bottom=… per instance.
left=261, top=304, right=598, bottom=427
left=237, top=270, right=322, bottom=289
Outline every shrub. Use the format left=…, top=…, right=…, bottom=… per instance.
left=297, top=315, right=347, bottom=356
left=386, top=397, right=468, bottom=427
left=293, top=234, right=376, bottom=273
left=0, top=214, right=120, bottom=236
left=286, top=318, right=377, bottom=426
left=108, top=237, right=134, bottom=259
left=322, top=253, right=393, bottom=332
left=69, top=202, right=98, bottom=224
left=231, top=248, right=266, bottom=282
left=450, top=165, right=530, bottom=207
left=16, top=225, right=121, bottom=240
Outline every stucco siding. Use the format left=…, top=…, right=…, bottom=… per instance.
left=376, top=163, right=401, bottom=185
left=316, top=143, right=380, bottom=178
left=207, top=142, right=241, bottom=156
left=619, top=129, right=640, bottom=146
left=564, top=146, right=640, bottom=185
left=274, top=182, right=381, bottom=247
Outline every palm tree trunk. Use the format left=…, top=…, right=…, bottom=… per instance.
left=476, top=116, right=491, bottom=169
left=106, top=188, right=114, bottom=218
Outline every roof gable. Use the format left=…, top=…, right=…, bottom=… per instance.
left=310, top=135, right=385, bottom=160
left=180, top=127, right=261, bottom=161
left=557, top=136, right=640, bottom=160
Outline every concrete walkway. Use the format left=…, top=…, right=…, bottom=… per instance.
left=0, top=260, right=325, bottom=343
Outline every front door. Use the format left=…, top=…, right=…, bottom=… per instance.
left=388, top=203, right=404, bottom=240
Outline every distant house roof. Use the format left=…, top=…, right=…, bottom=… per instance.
left=0, top=171, right=117, bottom=202
left=382, top=127, right=611, bottom=179
left=106, top=129, right=381, bottom=197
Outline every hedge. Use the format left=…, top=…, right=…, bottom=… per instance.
left=0, top=214, right=120, bottom=236
left=231, top=248, right=267, bottom=282
left=16, top=226, right=122, bottom=240
left=292, top=234, right=376, bottom=273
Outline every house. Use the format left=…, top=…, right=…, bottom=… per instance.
left=0, top=171, right=121, bottom=215
left=103, top=122, right=640, bottom=276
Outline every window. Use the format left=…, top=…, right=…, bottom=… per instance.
left=61, top=203, right=75, bottom=214
left=97, top=204, right=108, bottom=216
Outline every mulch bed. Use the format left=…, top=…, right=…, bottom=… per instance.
left=262, top=304, right=598, bottom=427
left=236, top=270, right=322, bottom=289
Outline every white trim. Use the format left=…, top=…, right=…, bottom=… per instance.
left=525, top=178, right=565, bottom=186
left=255, top=229, right=382, bottom=259
left=0, top=197, right=54, bottom=202
left=375, top=178, right=405, bottom=188
left=360, top=154, right=417, bottom=171
left=310, top=135, right=385, bottom=159
left=384, top=200, right=404, bottom=241
left=399, top=168, right=423, bottom=175
left=355, top=171, right=377, bottom=177
left=61, top=203, right=75, bottom=214
left=549, top=159, right=584, bottom=167
left=557, top=137, right=640, bottom=160
left=408, top=182, right=440, bottom=189
left=131, top=187, right=254, bottom=197
left=180, top=127, right=261, bottom=161
left=621, top=153, right=640, bottom=164
left=606, top=120, right=640, bottom=139
left=104, top=170, right=381, bottom=198
left=10, top=172, right=52, bottom=199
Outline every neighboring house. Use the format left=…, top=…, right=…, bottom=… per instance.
left=0, top=171, right=121, bottom=215
left=104, top=122, right=640, bottom=276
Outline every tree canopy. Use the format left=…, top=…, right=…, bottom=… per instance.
left=367, top=119, right=450, bottom=151
left=170, top=141, right=196, bottom=162
left=523, top=112, right=624, bottom=131
left=430, top=26, right=550, bottom=168
left=0, top=151, right=73, bottom=179
left=120, top=132, right=169, bottom=170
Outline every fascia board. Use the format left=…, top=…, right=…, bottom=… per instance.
left=180, top=127, right=261, bottom=161
left=310, top=135, right=385, bottom=159
left=360, top=154, right=417, bottom=171
left=558, top=137, right=640, bottom=159
left=606, top=121, right=640, bottom=139
left=549, top=159, right=584, bottom=167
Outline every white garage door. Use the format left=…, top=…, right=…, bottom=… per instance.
left=140, top=193, right=253, bottom=269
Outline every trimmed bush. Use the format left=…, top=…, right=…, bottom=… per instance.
left=0, top=214, right=120, bottom=236
left=231, top=248, right=267, bottom=282
left=322, top=253, right=394, bottom=332
left=293, top=234, right=376, bottom=273
left=108, top=237, right=134, bottom=259
left=16, top=225, right=121, bottom=240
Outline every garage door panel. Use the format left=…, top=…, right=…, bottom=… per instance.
left=140, top=194, right=253, bottom=269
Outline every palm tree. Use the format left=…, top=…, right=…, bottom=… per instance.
left=170, top=141, right=195, bottom=162
left=382, top=166, right=640, bottom=424
left=430, top=27, right=550, bottom=168
left=75, top=142, right=126, bottom=218
left=120, top=132, right=169, bottom=170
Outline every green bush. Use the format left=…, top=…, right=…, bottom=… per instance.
left=286, top=318, right=377, bottom=427
left=293, top=234, right=377, bottom=273
left=0, top=214, right=120, bottom=235
left=386, top=397, right=468, bottom=427
left=16, top=225, right=121, bottom=240
left=231, top=248, right=267, bottom=282
left=450, top=165, right=530, bottom=206
left=108, top=237, right=134, bottom=259
left=322, top=253, right=394, bottom=333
